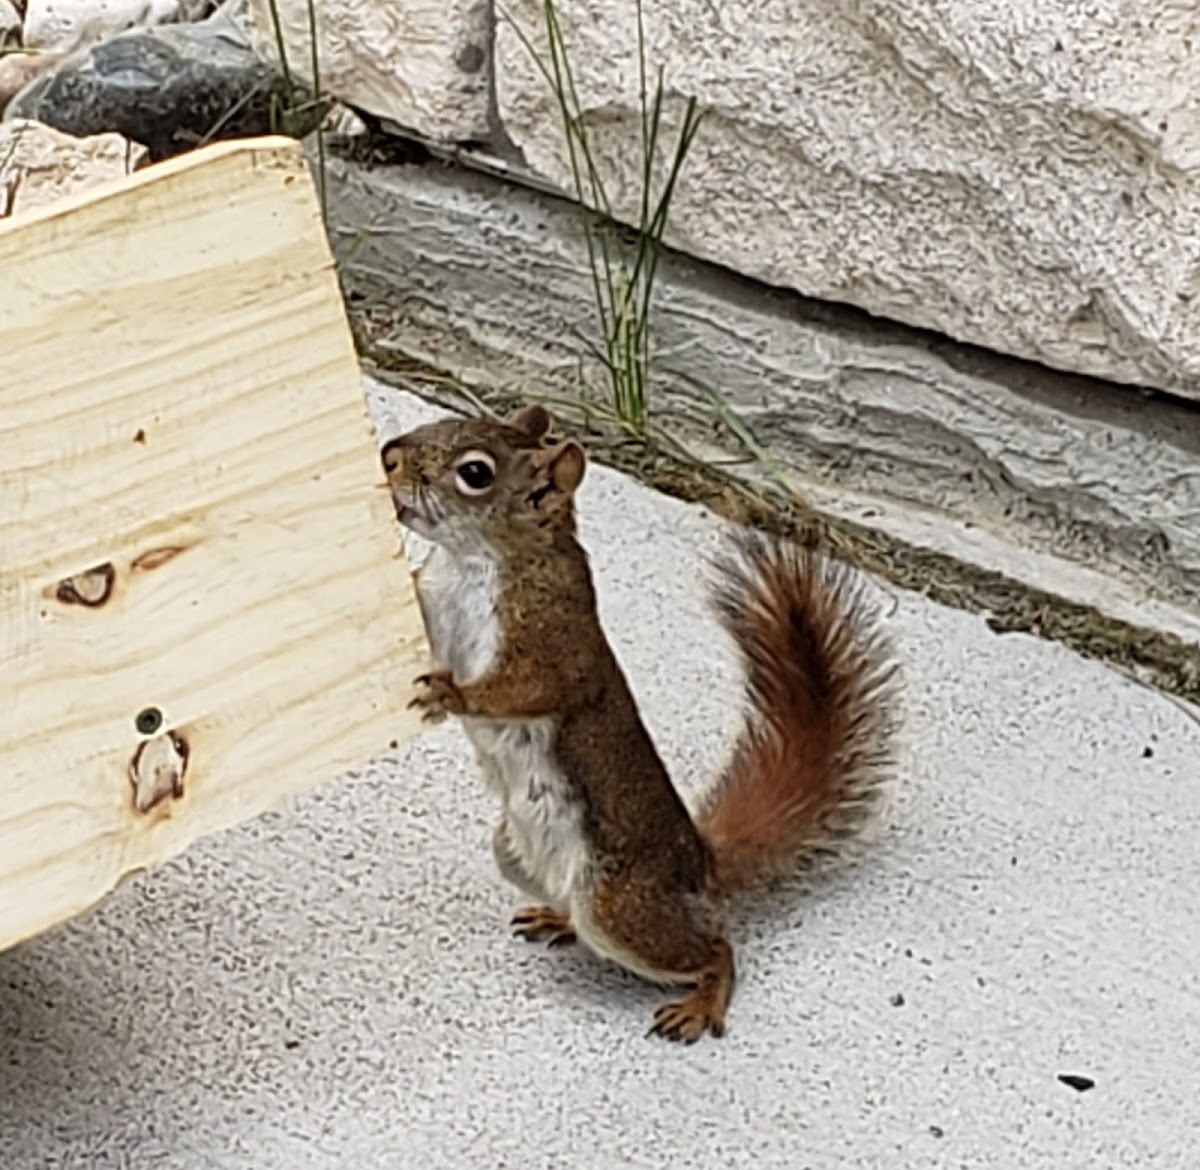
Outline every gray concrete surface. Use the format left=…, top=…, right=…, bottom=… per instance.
left=2, top=386, right=1198, bottom=1169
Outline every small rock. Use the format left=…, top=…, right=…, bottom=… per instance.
left=5, top=9, right=324, bottom=160
left=1142, top=745, right=1154, bottom=759
left=928, top=1125, right=945, bottom=1138
left=889, top=992, right=905, bottom=1007
left=0, top=0, right=21, bottom=45
left=0, top=50, right=67, bottom=112
left=0, top=117, right=146, bottom=217
left=1058, top=1073, right=1095, bottom=1092
left=23, top=0, right=213, bottom=53
left=324, top=103, right=367, bottom=140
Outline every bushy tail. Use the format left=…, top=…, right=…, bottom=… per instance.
left=696, top=531, right=902, bottom=894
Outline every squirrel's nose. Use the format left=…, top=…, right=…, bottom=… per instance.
left=380, top=436, right=410, bottom=477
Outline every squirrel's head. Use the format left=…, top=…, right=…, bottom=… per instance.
left=379, top=405, right=586, bottom=550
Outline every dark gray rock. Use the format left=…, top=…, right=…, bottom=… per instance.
left=4, top=12, right=326, bottom=160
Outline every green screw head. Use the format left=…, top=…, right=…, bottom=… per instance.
left=135, top=707, right=163, bottom=736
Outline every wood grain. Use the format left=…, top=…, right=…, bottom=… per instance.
left=0, top=136, right=427, bottom=952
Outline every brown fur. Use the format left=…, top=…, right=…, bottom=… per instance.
left=698, top=532, right=901, bottom=892
left=381, top=406, right=900, bottom=1043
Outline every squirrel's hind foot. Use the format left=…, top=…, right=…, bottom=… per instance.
left=647, top=940, right=735, bottom=1044
left=511, top=905, right=577, bottom=948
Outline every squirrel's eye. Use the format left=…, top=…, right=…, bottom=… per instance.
left=455, top=452, right=496, bottom=495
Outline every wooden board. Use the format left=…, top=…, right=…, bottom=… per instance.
left=0, top=136, right=427, bottom=952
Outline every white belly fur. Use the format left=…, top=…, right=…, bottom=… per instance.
left=416, top=544, right=500, bottom=686
left=416, top=545, right=593, bottom=911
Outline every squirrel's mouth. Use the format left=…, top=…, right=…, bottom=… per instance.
left=392, top=498, right=418, bottom=527
left=389, top=485, right=415, bottom=517
left=390, top=487, right=437, bottom=537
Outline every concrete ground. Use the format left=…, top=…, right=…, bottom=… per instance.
left=2, top=386, right=1198, bottom=1169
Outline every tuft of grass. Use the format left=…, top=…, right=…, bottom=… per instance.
left=500, top=1, right=777, bottom=495
left=257, top=0, right=328, bottom=220
left=302, top=0, right=326, bottom=220
left=503, top=0, right=703, bottom=436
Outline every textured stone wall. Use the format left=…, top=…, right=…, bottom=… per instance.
left=246, top=0, right=491, bottom=141
left=327, top=157, right=1200, bottom=633
left=251, top=0, right=1200, bottom=401
left=495, top=0, right=1200, bottom=400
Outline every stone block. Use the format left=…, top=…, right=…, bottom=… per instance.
left=22, top=0, right=202, bottom=52
left=245, top=0, right=491, bottom=141
left=325, top=155, right=1200, bottom=650
left=495, top=0, right=1200, bottom=400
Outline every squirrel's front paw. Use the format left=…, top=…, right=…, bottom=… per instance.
left=409, top=670, right=466, bottom=724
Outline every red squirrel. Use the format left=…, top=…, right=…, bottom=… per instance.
left=381, top=405, right=900, bottom=1043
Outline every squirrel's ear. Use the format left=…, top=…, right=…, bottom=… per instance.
left=508, top=404, right=553, bottom=441
left=543, top=439, right=586, bottom=497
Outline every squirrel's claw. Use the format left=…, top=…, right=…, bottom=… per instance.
left=409, top=670, right=466, bottom=723
left=648, top=997, right=726, bottom=1044
left=511, top=905, right=577, bottom=948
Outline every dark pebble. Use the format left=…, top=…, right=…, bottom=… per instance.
left=5, top=11, right=326, bottom=161
left=1058, top=1073, right=1095, bottom=1092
